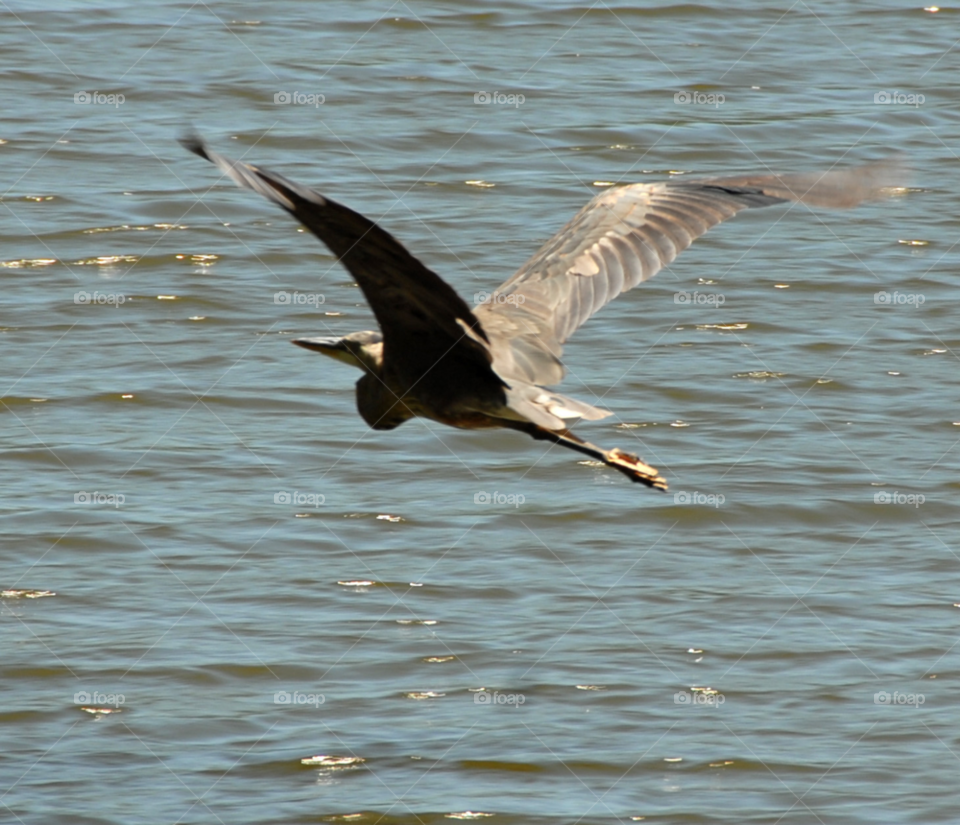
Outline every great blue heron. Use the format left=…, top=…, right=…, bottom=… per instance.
left=183, top=136, right=898, bottom=490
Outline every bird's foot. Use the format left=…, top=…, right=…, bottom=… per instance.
left=604, top=448, right=668, bottom=490
left=500, top=420, right=668, bottom=492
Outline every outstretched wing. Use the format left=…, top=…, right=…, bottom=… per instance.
left=182, top=135, right=494, bottom=383
left=474, top=160, right=901, bottom=387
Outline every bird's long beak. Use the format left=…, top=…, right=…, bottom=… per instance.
left=293, top=336, right=344, bottom=354
left=292, top=336, right=364, bottom=369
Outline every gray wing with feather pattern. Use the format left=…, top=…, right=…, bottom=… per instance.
left=475, top=161, right=900, bottom=388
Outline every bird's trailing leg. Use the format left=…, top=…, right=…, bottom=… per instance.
left=503, top=421, right=667, bottom=490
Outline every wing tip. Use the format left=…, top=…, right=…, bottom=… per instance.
left=178, top=132, right=210, bottom=162
left=697, top=156, right=911, bottom=209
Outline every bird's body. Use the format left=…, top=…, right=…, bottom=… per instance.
left=184, top=136, right=899, bottom=490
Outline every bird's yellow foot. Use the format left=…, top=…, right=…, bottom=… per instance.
left=605, top=448, right=668, bottom=490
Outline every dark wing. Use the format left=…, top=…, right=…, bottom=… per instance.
left=181, top=135, right=494, bottom=381
left=474, top=160, right=902, bottom=386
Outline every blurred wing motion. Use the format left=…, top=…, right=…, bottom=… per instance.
left=475, top=160, right=902, bottom=388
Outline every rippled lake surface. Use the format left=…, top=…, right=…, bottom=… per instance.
left=2, top=2, right=958, bottom=823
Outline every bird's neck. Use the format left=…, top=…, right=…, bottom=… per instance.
left=356, top=371, right=416, bottom=430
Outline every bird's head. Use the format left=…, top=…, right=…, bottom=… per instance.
left=293, top=330, right=384, bottom=373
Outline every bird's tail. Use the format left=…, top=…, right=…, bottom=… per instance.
left=498, top=380, right=612, bottom=431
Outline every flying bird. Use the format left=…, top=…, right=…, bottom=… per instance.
left=182, top=136, right=898, bottom=490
